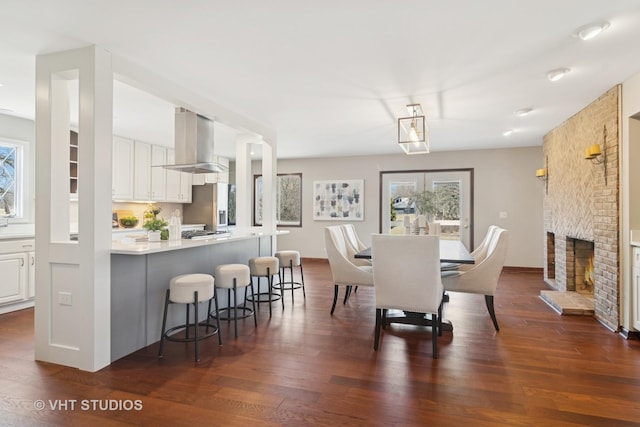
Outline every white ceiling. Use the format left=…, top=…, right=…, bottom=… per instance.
left=2, top=0, right=640, bottom=159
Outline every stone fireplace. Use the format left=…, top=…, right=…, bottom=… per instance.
left=540, top=86, right=620, bottom=331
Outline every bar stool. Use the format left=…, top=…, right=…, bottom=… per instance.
left=159, top=273, right=221, bottom=362
left=211, top=263, right=256, bottom=338
left=274, top=250, right=306, bottom=302
left=247, top=256, right=282, bottom=317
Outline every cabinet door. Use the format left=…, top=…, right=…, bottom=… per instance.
left=165, top=149, right=181, bottom=202
left=166, top=149, right=193, bottom=203
left=151, top=146, right=166, bottom=201
left=133, top=141, right=152, bottom=200
left=28, top=252, right=35, bottom=299
left=203, top=156, right=230, bottom=184
left=112, top=136, right=134, bottom=200
left=0, top=253, right=27, bottom=305
left=180, top=172, right=193, bottom=203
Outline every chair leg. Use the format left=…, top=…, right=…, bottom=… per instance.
left=437, top=302, right=443, bottom=336
left=194, top=291, right=199, bottom=362
left=280, top=274, right=285, bottom=309
left=432, top=312, right=438, bottom=359
left=213, top=288, right=222, bottom=345
left=267, top=268, right=272, bottom=317
left=158, top=289, right=170, bottom=357
left=185, top=303, right=190, bottom=340
left=233, top=280, right=238, bottom=339
left=250, top=283, right=257, bottom=327
left=374, top=308, right=382, bottom=351
left=485, top=295, right=500, bottom=331
left=226, top=289, right=231, bottom=322
left=330, top=285, right=339, bottom=315
left=380, top=308, right=387, bottom=330
left=343, top=285, right=352, bottom=305
left=289, top=261, right=295, bottom=303
left=299, top=260, right=306, bottom=298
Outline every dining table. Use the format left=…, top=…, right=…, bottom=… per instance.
left=354, top=238, right=475, bottom=264
left=355, top=237, right=475, bottom=332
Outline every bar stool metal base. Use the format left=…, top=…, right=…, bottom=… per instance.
left=159, top=287, right=222, bottom=362
left=211, top=306, right=255, bottom=321
left=246, top=292, right=282, bottom=303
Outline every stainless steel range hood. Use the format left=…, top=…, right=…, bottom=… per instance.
left=162, top=107, right=229, bottom=174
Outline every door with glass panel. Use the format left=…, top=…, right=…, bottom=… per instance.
left=380, top=169, right=473, bottom=248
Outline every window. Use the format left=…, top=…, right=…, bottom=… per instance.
left=0, top=140, right=22, bottom=218
left=254, top=173, right=302, bottom=227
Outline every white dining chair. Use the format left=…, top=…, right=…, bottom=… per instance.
left=324, top=226, right=373, bottom=315
left=341, top=223, right=370, bottom=267
left=371, top=234, right=443, bottom=358
left=441, top=227, right=509, bottom=331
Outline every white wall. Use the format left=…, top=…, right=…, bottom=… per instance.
left=270, top=146, right=543, bottom=268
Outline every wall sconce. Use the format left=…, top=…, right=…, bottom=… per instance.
left=535, top=156, right=548, bottom=194
left=584, top=125, right=607, bottom=185
left=398, top=104, right=429, bottom=155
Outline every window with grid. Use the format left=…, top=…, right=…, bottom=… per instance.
left=0, top=141, right=21, bottom=217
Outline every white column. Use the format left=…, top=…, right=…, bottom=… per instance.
left=35, top=46, right=113, bottom=372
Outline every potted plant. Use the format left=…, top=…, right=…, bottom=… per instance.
left=143, top=217, right=168, bottom=241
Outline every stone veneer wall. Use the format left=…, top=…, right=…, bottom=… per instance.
left=542, top=85, right=620, bottom=331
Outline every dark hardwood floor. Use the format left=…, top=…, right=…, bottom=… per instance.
left=1, top=260, right=640, bottom=426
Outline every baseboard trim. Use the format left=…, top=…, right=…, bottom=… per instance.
left=302, top=257, right=329, bottom=265
left=619, top=328, right=640, bottom=340
left=502, top=266, right=543, bottom=274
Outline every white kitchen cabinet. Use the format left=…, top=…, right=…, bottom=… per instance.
left=133, top=141, right=152, bottom=200
left=165, top=149, right=193, bottom=203
left=192, top=155, right=229, bottom=185
left=151, top=145, right=167, bottom=201
left=633, top=247, right=640, bottom=330
left=112, top=136, right=134, bottom=200
left=133, top=142, right=167, bottom=201
left=28, top=251, right=35, bottom=299
left=0, top=240, right=35, bottom=314
left=0, top=252, right=27, bottom=305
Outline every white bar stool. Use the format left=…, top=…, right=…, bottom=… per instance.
left=159, top=273, right=221, bottom=362
left=274, top=250, right=306, bottom=302
left=247, top=256, right=282, bottom=317
left=211, top=263, right=256, bottom=338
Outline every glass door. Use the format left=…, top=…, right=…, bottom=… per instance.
left=380, top=169, right=473, bottom=248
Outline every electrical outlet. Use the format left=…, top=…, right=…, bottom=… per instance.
left=58, top=292, right=72, bottom=306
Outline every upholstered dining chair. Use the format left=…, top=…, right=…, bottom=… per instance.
left=441, top=225, right=500, bottom=272
left=440, top=227, right=509, bottom=331
left=371, top=234, right=443, bottom=358
left=324, top=226, right=373, bottom=315
left=341, top=224, right=370, bottom=267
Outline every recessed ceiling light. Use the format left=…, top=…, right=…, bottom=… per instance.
left=573, top=21, right=610, bottom=41
left=547, top=68, right=570, bottom=82
left=503, top=129, right=514, bottom=137
left=515, top=108, right=533, bottom=117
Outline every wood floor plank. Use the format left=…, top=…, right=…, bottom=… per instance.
left=0, top=261, right=639, bottom=425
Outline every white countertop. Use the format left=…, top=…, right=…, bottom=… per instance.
left=111, top=223, right=206, bottom=234
left=112, top=229, right=288, bottom=255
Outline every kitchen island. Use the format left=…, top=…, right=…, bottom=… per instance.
left=111, top=230, right=284, bottom=361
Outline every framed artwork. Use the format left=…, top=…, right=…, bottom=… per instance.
left=254, top=173, right=302, bottom=227
left=313, top=179, right=364, bottom=221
